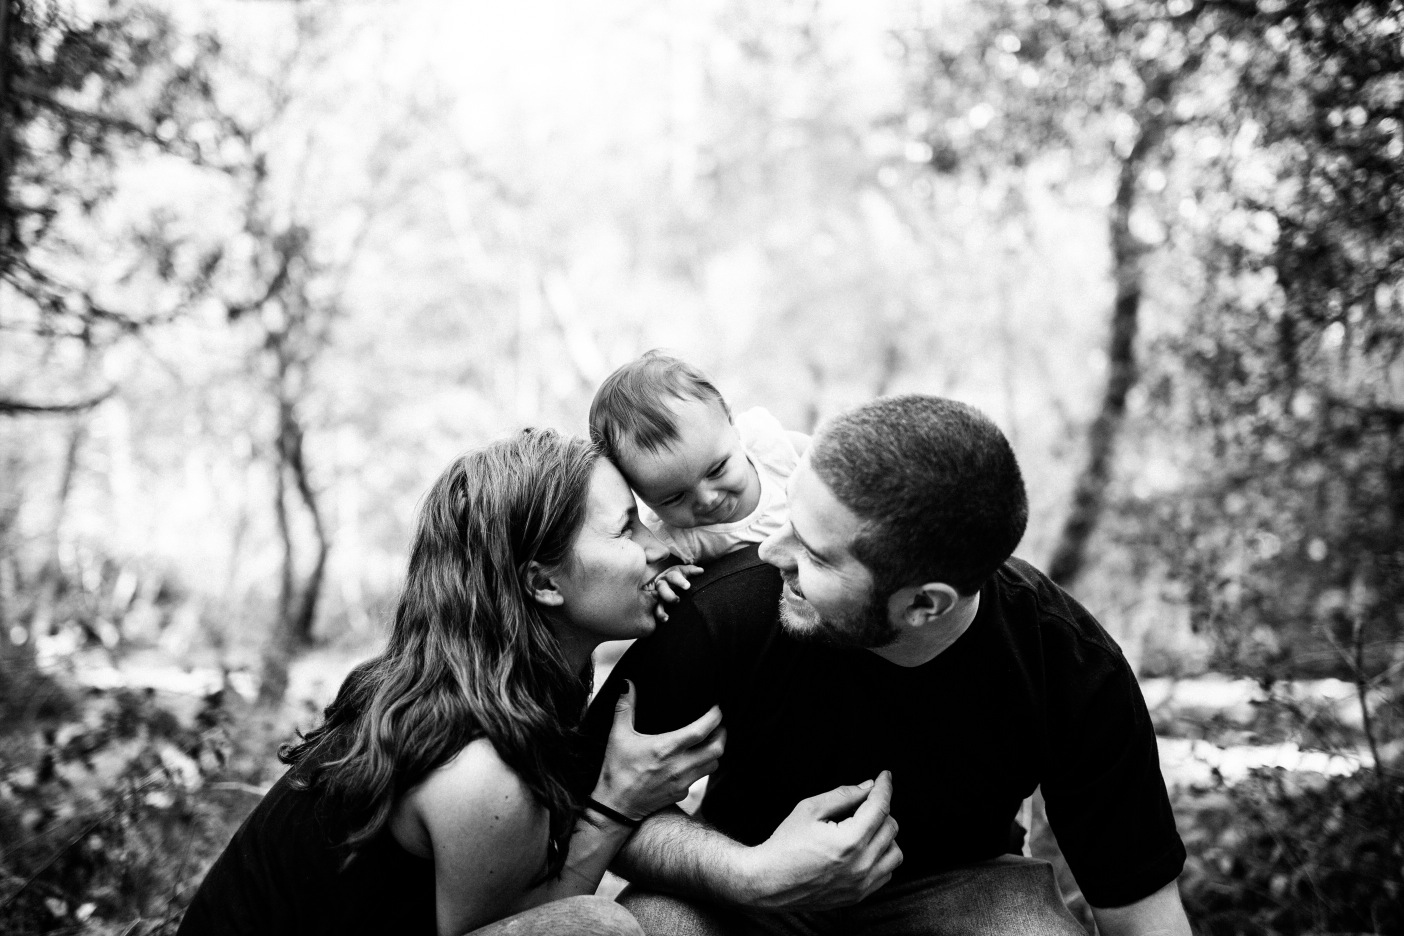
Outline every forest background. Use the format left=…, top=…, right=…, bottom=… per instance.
left=1, top=0, right=1401, bottom=933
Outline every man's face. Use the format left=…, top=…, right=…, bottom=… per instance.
left=758, top=455, right=899, bottom=649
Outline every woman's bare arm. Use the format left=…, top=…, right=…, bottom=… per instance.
left=406, top=688, right=724, bottom=935
left=406, top=739, right=555, bottom=935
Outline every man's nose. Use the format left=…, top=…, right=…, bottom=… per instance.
left=758, top=526, right=793, bottom=569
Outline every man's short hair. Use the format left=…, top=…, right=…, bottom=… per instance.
left=588, top=350, right=731, bottom=460
left=810, top=395, right=1028, bottom=597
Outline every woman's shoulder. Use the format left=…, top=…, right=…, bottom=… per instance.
left=423, top=738, right=530, bottom=793
left=396, top=738, right=552, bottom=931
left=400, top=739, right=546, bottom=846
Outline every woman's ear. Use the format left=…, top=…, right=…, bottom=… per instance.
left=526, top=560, right=565, bottom=608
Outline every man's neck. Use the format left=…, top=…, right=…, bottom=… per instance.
left=867, top=592, right=981, bottom=668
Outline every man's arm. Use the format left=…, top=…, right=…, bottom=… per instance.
left=1089, top=880, right=1192, bottom=936
left=612, top=771, right=903, bottom=910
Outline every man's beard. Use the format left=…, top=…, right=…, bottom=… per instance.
left=777, top=583, right=899, bottom=650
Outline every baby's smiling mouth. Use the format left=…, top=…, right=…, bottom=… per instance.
left=700, top=495, right=736, bottom=524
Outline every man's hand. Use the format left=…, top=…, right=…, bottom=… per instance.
left=650, top=565, right=703, bottom=622
left=737, top=770, right=903, bottom=909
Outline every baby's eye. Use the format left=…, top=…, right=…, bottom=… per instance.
left=706, top=464, right=726, bottom=479
left=658, top=493, right=685, bottom=507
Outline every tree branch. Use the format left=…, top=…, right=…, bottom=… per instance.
left=11, top=77, right=155, bottom=140
left=0, top=387, right=114, bottom=415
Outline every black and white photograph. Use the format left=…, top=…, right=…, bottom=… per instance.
left=1, top=1, right=1400, bottom=933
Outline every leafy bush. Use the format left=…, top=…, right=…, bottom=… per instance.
left=0, top=685, right=267, bottom=935
left=1179, top=764, right=1404, bottom=936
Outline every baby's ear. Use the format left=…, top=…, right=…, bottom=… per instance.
left=525, top=561, right=564, bottom=607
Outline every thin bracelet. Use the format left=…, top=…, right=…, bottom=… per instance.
left=585, top=797, right=641, bottom=828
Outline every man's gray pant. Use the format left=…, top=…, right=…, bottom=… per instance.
left=620, top=856, right=1088, bottom=936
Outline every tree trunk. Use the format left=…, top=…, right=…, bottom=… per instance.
left=0, top=0, right=13, bottom=233
left=259, top=429, right=293, bottom=701
left=257, top=382, right=328, bottom=707
left=0, top=466, right=37, bottom=726
left=28, top=417, right=87, bottom=642
left=0, top=454, right=72, bottom=728
left=285, top=405, right=328, bottom=646
left=1046, top=106, right=1169, bottom=589
left=259, top=391, right=298, bottom=707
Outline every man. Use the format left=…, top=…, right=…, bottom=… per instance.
left=585, top=395, right=1190, bottom=936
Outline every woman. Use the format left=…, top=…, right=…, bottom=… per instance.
left=179, top=430, right=725, bottom=936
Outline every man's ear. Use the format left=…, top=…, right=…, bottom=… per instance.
left=526, top=560, right=565, bottom=608
left=888, top=582, right=961, bottom=629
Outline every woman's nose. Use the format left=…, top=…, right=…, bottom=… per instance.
left=638, top=524, right=670, bottom=564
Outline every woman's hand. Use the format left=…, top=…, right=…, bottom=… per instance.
left=649, top=564, right=703, bottom=622
left=592, top=680, right=725, bottom=821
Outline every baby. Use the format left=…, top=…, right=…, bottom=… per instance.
left=589, top=350, right=808, bottom=567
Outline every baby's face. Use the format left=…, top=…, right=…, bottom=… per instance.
left=617, top=397, right=761, bottom=529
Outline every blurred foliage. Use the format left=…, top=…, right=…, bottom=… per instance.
left=1, top=0, right=1128, bottom=687
left=1133, top=0, right=1404, bottom=688
left=0, top=0, right=244, bottom=744
left=0, top=686, right=272, bottom=935
left=0, top=0, right=229, bottom=373
left=1179, top=765, right=1404, bottom=936
left=898, top=0, right=1215, bottom=588
left=1166, top=684, right=1404, bottom=934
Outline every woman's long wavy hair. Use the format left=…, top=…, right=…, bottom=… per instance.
left=280, top=429, right=599, bottom=876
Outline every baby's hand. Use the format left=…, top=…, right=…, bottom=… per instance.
left=649, top=565, right=704, bottom=622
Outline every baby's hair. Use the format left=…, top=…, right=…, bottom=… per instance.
left=589, top=350, right=732, bottom=460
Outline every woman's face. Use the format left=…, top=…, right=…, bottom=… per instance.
left=550, top=460, right=671, bottom=650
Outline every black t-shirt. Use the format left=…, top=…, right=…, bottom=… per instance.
left=177, top=765, right=436, bottom=936
left=586, top=546, right=1185, bottom=909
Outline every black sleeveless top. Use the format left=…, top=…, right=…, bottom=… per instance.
left=178, top=766, right=437, bottom=936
